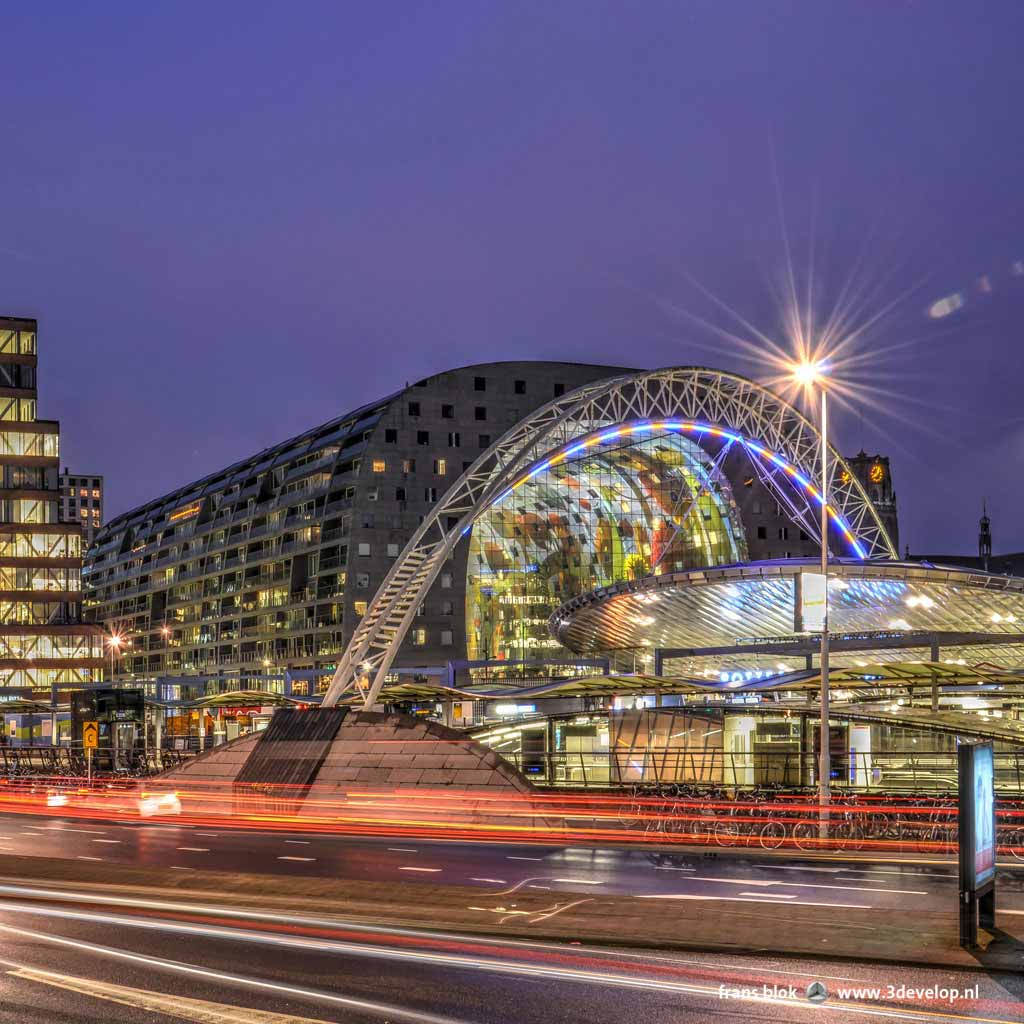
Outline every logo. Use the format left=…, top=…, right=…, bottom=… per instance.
left=806, top=982, right=828, bottom=1004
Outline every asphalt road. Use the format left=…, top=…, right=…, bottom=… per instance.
left=0, top=811, right=1022, bottom=916
left=0, top=880, right=1021, bottom=1024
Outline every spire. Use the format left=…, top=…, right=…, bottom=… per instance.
left=979, top=500, right=992, bottom=571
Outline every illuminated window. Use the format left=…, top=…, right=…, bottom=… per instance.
left=79, top=488, right=88, bottom=497
left=413, top=628, right=427, bottom=645
left=434, top=459, right=447, bottom=475
left=402, top=458, right=415, bottom=473
left=354, top=600, right=367, bottom=616
left=372, top=459, right=386, bottom=473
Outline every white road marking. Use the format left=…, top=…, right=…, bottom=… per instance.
left=39, top=827, right=107, bottom=835
left=471, top=878, right=506, bottom=884
left=635, top=894, right=871, bottom=909
left=388, top=847, right=418, bottom=853
left=169, top=866, right=194, bottom=871
left=277, top=856, right=316, bottom=863
left=507, top=856, right=543, bottom=861
left=284, top=840, right=310, bottom=845
left=528, top=885, right=552, bottom=890
left=176, top=847, right=209, bottom=853
left=75, top=856, right=102, bottom=862
left=762, top=865, right=844, bottom=874
left=195, top=832, right=219, bottom=837
left=91, top=839, right=121, bottom=844
left=652, top=865, right=695, bottom=872
left=398, top=866, right=440, bottom=873
left=550, top=878, right=603, bottom=885
left=683, top=875, right=926, bottom=895
left=738, top=892, right=798, bottom=899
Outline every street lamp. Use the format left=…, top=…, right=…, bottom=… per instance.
left=106, top=632, right=123, bottom=682
left=790, top=359, right=831, bottom=838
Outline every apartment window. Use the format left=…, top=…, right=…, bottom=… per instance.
left=440, top=572, right=453, bottom=589
left=778, top=527, right=789, bottom=541
left=473, top=376, right=486, bottom=392
left=441, top=404, right=454, bottom=419
left=756, top=526, right=767, bottom=540
left=91, top=489, right=100, bottom=499
left=424, top=487, right=438, bottom=503
left=387, top=542, right=399, bottom=556
left=384, top=428, right=398, bottom=443
left=553, top=382, right=565, bottom=397
left=514, top=379, right=526, bottom=395
left=354, top=600, right=367, bottom=616
left=440, top=629, right=453, bottom=647
left=361, top=512, right=375, bottom=528
left=478, top=434, right=491, bottom=449
left=79, top=488, right=88, bottom=497
left=366, top=487, right=379, bottom=501
left=752, top=501, right=762, bottom=515
left=413, top=628, right=427, bottom=646
left=402, top=458, right=415, bottom=473
left=372, top=459, right=386, bottom=473
left=416, top=603, right=426, bottom=617
left=434, top=458, right=447, bottom=475
left=408, top=401, right=420, bottom=416
left=799, top=530, right=809, bottom=541
left=441, top=600, right=454, bottom=615
left=356, top=573, right=370, bottom=588
left=474, top=406, right=487, bottom=421
left=447, top=432, right=460, bottom=448
left=395, top=487, right=406, bottom=502
left=416, top=431, right=429, bottom=446
left=357, top=542, right=370, bottom=556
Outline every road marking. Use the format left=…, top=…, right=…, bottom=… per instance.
left=763, top=865, right=844, bottom=874
left=176, top=847, right=209, bottom=853
left=388, top=847, right=418, bottom=853
left=635, top=894, right=871, bottom=909
left=507, top=856, right=543, bottom=861
left=471, top=878, right=506, bottom=884
left=683, top=875, right=927, bottom=895
left=195, top=832, right=219, bottom=837
left=75, top=856, right=103, bottom=862
left=652, top=865, right=695, bottom=872
left=7, top=965, right=348, bottom=1024
left=550, top=878, right=603, bottom=885
left=284, top=840, right=310, bottom=845
left=398, top=866, right=441, bottom=873
left=169, top=866, right=194, bottom=871
left=738, top=892, right=798, bottom=899
left=91, top=839, right=121, bottom=844
left=39, top=827, right=107, bottom=835
left=528, top=885, right=552, bottom=890
left=277, top=856, right=316, bottom=863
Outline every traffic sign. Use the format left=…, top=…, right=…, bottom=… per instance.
left=82, top=720, right=99, bottom=750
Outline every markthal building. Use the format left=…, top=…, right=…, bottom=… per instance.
left=324, top=367, right=1024, bottom=793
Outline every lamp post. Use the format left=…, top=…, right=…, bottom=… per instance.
left=106, top=632, right=123, bottom=682
left=791, top=360, right=831, bottom=837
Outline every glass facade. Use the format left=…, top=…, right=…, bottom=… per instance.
left=0, top=317, right=102, bottom=693
left=466, top=429, right=747, bottom=660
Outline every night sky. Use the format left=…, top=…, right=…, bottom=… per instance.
left=3, top=2, right=1022, bottom=554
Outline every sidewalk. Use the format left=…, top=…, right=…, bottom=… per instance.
left=0, top=853, right=1021, bottom=973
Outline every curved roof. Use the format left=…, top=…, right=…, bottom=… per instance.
left=550, top=558, right=1024, bottom=662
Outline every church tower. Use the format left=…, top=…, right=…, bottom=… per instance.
left=979, top=502, right=992, bottom=571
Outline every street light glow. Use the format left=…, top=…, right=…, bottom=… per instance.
left=106, top=633, right=123, bottom=649
left=790, top=359, right=827, bottom=387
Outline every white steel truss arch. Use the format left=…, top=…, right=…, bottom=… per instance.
left=322, top=367, right=897, bottom=707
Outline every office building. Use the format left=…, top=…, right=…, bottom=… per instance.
left=60, top=470, right=104, bottom=546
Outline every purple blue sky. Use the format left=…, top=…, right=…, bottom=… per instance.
left=3, top=2, right=1023, bottom=553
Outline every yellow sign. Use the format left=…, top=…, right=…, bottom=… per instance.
left=82, top=720, right=99, bottom=750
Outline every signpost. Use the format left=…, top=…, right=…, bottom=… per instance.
left=958, top=741, right=996, bottom=948
left=83, top=719, right=98, bottom=786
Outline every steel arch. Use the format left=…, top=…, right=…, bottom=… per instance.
left=321, top=367, right=897, bottom=707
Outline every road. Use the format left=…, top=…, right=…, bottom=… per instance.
left=0, top=879, right=1021, bottom=1024
left=0, top=811, right=1022, bottom=916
